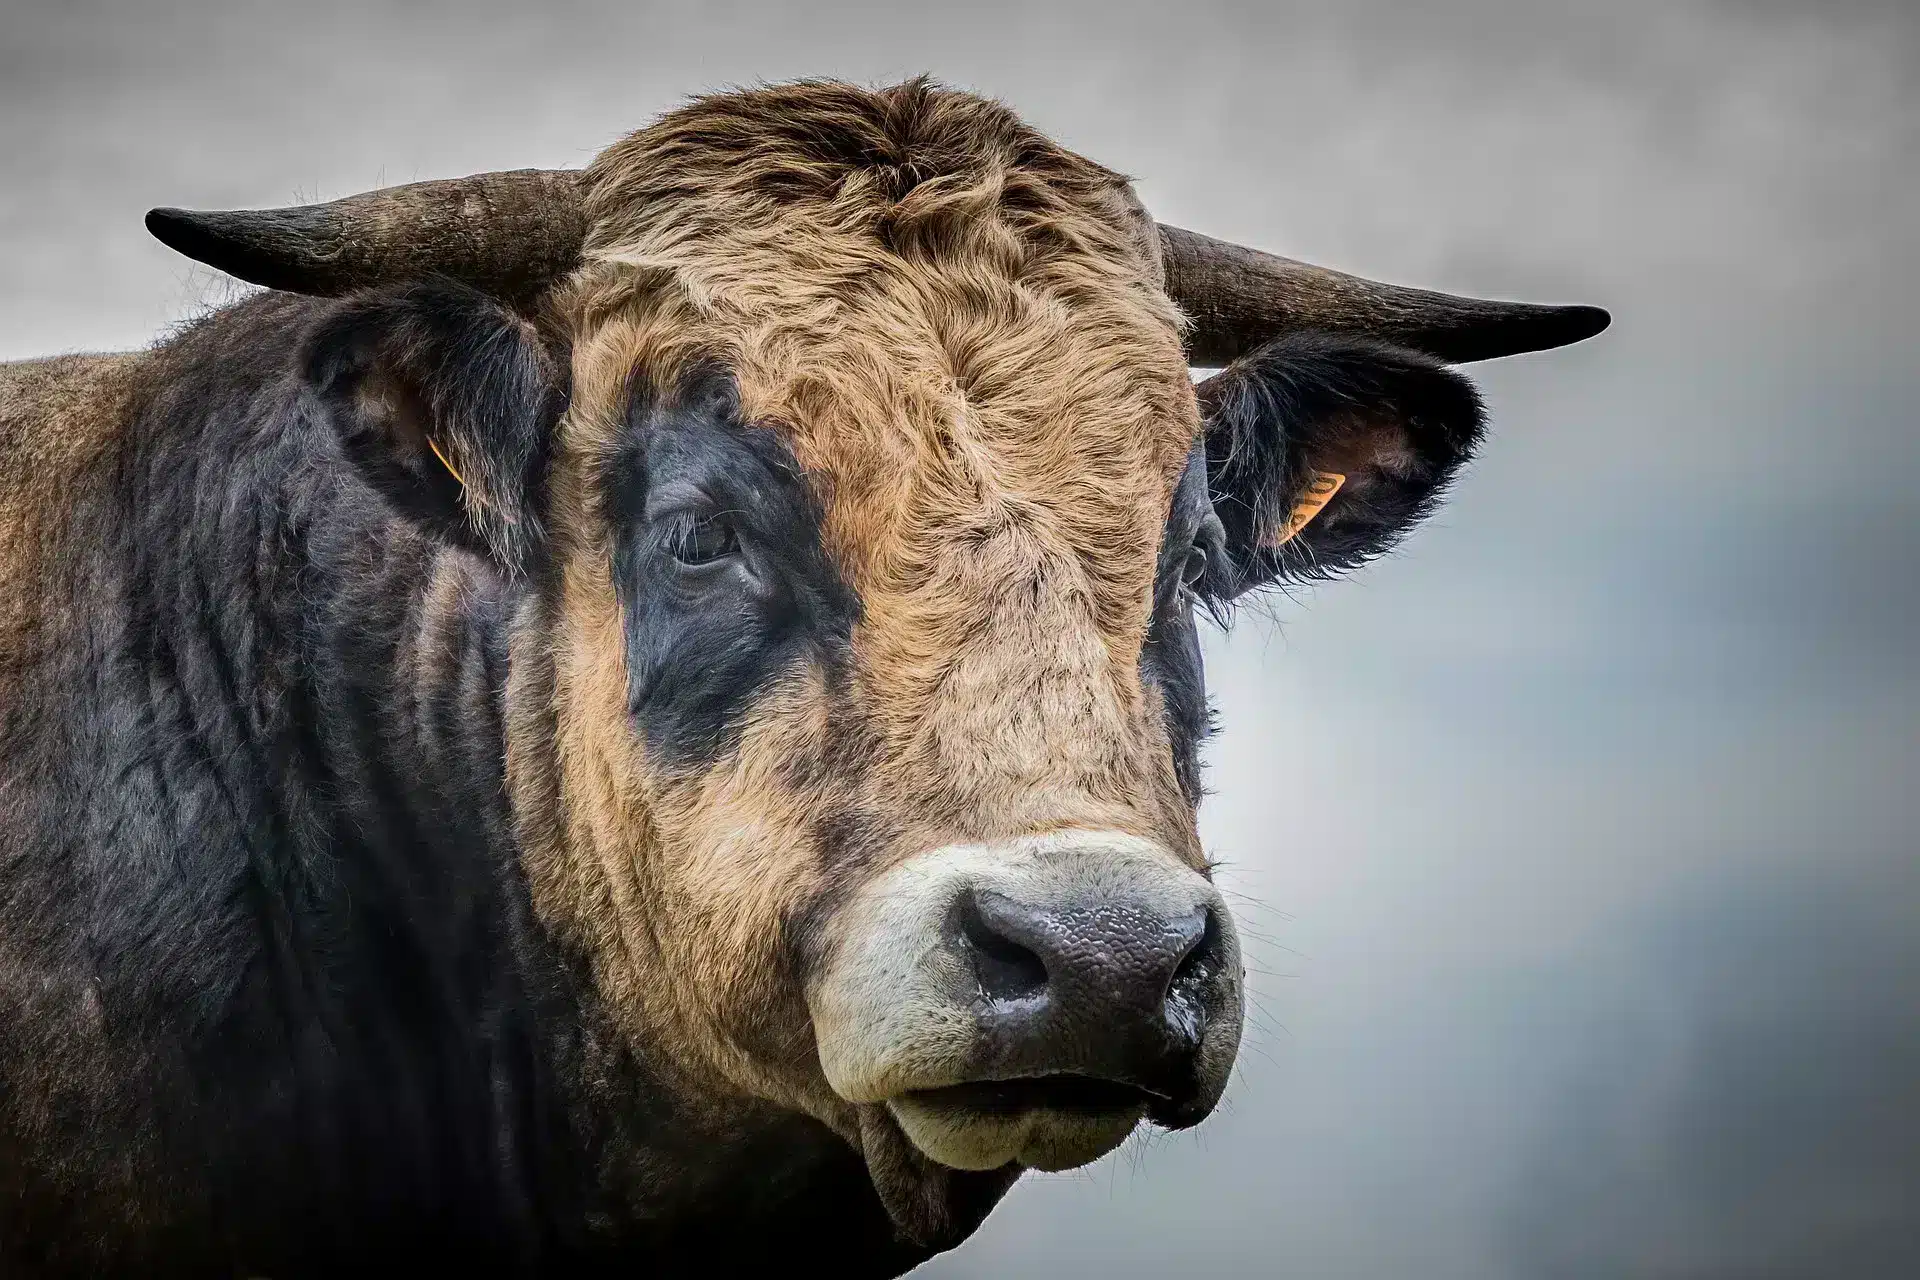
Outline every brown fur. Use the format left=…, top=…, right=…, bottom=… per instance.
left=509, top=81, right=1210, bottom=1142
left=0, top=354, right=142, bottom=687
left=0, top=352, right=181, bottom=1253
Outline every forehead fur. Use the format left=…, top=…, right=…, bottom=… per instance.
left=565, top=79, right=1200, bottom=652
left=579, top=76, right=1169, bottom=296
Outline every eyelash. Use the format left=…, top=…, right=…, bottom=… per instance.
left=664, top=513, right=741, bottom=566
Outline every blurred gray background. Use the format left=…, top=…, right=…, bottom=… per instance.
left=3, top=1, right=1915, bottom=1275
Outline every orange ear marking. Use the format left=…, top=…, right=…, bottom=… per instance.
left=426, top=435, right=508, bottom=520
left=426, top=435, right=467, bottom=488
left=1265, top=470, right=1345, bottom=547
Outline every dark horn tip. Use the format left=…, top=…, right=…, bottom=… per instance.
left=145, top=207, right=213, bottom=259
left=1501, top=302, right=1611, bottom=358
left=144, top=205, right=338, bottom=293
left=146, top=206, right=267, bottom=287
left=1435, top=301, right=1612, bottom=364
left=1551, top=303, right=1612, bottom=345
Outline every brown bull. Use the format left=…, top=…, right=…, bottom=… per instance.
left=0, top=78, right=1605, bottom=1276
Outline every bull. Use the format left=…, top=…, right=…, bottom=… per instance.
left=0, top=79, right=1606, bottom=1276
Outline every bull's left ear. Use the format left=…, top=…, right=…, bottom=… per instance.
left=1196, top=332, right=1485, bottom=598
left=301, top=278, right=565, bottom=575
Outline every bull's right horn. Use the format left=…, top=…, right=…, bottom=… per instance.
left=145, top=168, right=588, bottom=302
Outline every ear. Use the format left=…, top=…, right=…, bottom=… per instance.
left=1196, top=331, right=1485, bottom=599
left=301, top=277, right=565, bottom=574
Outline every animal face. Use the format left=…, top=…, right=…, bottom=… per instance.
left=158, top=77, right=1606, bottom=1245
left=532, top=86, right=1238, bottom=1213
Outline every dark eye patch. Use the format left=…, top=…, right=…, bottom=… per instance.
left=605, top=367, right=859, bottom=769
left=1143, top=439, right=1218, bottom=805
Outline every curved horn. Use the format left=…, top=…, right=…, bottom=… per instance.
left=1159, top=224, right=1609, bottom=366
left=145, top=169, right=587, bottom=300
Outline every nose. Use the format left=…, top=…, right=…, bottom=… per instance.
left=810, top=831, right=1244, bottom=1172
left=958, top=885, right=1231, bottom=1119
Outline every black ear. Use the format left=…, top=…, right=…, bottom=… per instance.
left=1197, top=332, right=1486, bottom=599
left=302, top=277, right=564, bottom=574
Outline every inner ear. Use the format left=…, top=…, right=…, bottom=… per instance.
left=355, top=368, right=435, bottom=475
left=302, top=278, right=564, bottom=575
left=345, top=363, right=470, bottom=525
left=1197, top=332, right=1485, bottom=596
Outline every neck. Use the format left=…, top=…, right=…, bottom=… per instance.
left=90, top=294, right=924, bottom=1272
left=84, top=298, right=597, bottom=1262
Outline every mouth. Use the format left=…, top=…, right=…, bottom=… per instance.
left=810, top=831, right=1246, bottom=1212
left=849, top=1077, right=1168, bottom=1249
left=903, top=1074, right=1163, bottom=1118
left=885, top=1073, right=1155, bottom=1173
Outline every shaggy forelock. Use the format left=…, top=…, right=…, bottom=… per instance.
left=578, top=76, right=1166, bottom=284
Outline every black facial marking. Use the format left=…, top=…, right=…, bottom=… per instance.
left=1143, top=439, right=1221, bottom=805
left=605, top=366, right=859, bottom=770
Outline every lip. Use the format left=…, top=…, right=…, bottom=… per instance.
left=902, top=1073, right=1163, bottom=1118
left=885, top=1079, right=1150, bottom=1172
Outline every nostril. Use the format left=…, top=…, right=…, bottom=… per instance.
left=1164, top=908, right=1222, bottom=1052
left=960, top=896, right=1049, bottom=1002
left=1169, top=907, right=1222, bottom=995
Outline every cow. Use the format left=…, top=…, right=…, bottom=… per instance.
left=0, top=78, right=1606, bottom=1276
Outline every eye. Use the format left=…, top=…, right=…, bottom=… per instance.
left=1178, top=510, right=1228, bottom=596
left=1181, top=541, right=1210, bottom=590
left=666, top=514, right=740, bottom=567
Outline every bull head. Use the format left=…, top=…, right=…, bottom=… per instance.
left=146, top=81, right=1606, bottom=1253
